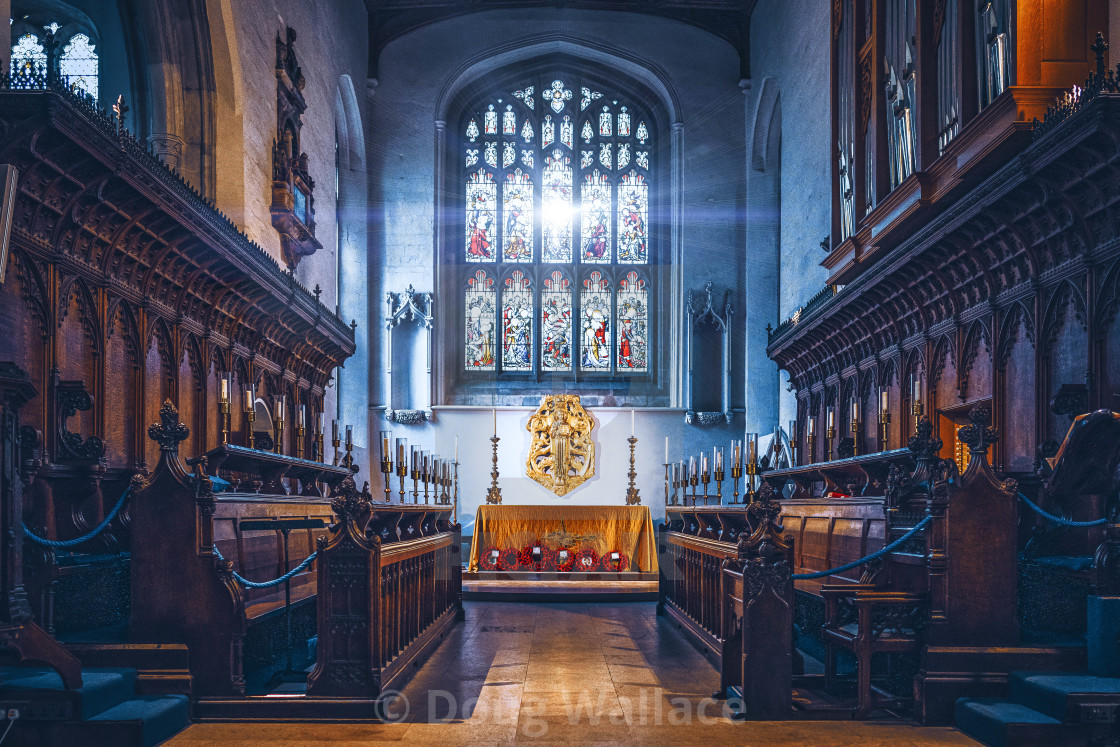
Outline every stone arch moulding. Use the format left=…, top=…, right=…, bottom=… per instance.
left=684, top=281, right=733, bottom=426
left=384, top=285, right=434, bottom=425
left=751, top=77, right=781, bottom=173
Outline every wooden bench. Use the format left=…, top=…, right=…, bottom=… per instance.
left=663, top=410, right=1026, bottom=723
left=129, top=402, right=353, bottom=698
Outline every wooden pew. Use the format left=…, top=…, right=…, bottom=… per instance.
left=129, top=401, right=352, bottom=699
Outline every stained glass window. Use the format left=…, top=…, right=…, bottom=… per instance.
left=617, top=272, right=648, bottom=372
left=542, top=271, right=572, bottom=371
left=542, top=150, right=572, bottom=263
left=460, top=75, right=654, bottom=377
left=61, top=34, right=98, bottom=99
left=580, top=271, right=612, bottom=370
left=502, top=270, right=533, bottom=371
left=503, top=169, right=533, bottom=262
left=466, top=169, right=496, bottom=262
left=618, top=171, right=648, bottom=264
left=465, top=270, right=496, bottom=370
left=10, top=33, right=46, bottom=77
left=581, top=170, right=611, bottom=264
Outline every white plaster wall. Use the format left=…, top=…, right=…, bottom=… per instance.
left=748, top=0, right=832, bottom=321
left=369, top=9, right=777, bottom=535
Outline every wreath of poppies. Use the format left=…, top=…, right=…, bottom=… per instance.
left=480, top=546, right=502, bottom=571
left=572, top=548, right=599, bottom=573
left=538, top=546, right=559, bottom=571
left=498, top=547, right=520, bottom=571
left=555, top=547, right=577, bottom=572
left=599, top=551, right=631, bottom=573
left=517, top=545, right=543, bottom=570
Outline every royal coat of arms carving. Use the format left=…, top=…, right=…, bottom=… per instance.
left=525, top=395, right=595, bottom=496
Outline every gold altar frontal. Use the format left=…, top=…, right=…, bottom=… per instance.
left=467, top=505, right=658, bottom=573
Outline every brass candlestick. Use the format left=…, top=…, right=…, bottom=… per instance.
left=274, top=417, right=284, bottom=455
left=731, top=460, right=742, bottom=504
left=246, top=408, right=256, bottom=450
left=296, top=425, right=306, bottom=460
left=485, top=436, right=502, bottom=504
left=453, top=460, right=459, bottom=520
left=422, top=458, right=431, bottom=504
left=625, top=436, right=641, bottom=505
left=700, top=468, right=710, bottom=506
left=316, top=430, right=324, bottom=463
left=220, top=400, right=230, bottom=445
left=851, top=419, right=860, bottom=456
left=879, top=412, right=890, bottom=452
left=333, top=436, right=342, bottom=466
left=689, top=470, right=698, bottom=506
left=380, top=455, right=392, bottom=503
left=663, top=463, right=672, bottom=507
left=826, top=426, right=835, bottom=462
left=745, top=459, right=759, bottom=502
left=442, top=468, right=452, bottom=505
left=410, top=461, right=420, bottom=504
left=807, top=433, right=816, bottom=465
left=396, top=456, right=407, bottom=503
left=714, top=466, right=724, bottom=505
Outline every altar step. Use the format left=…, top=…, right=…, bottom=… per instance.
left=463, top=571, right=657, bottom=601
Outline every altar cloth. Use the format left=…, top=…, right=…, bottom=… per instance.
left=467, top=504, right=658, bottom=572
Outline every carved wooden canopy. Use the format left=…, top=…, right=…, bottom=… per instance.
left=0, top=84, right=354, bottom=388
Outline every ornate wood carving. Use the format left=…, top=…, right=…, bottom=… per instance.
left=271, top=27, right=322, bottom=270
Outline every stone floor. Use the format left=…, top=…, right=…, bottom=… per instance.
left=166, top=601, right=979, bottom=745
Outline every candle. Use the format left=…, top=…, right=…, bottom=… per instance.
left=664, top=437, right=669, bottom=464
left=411, top=446, right=418, bottom=471
left=299, top=404, right=306, bottom=428
left=346, top=424, right=353, bottom=449
left=275, top=395, right=285, bottom=420
left=733, top=440, right=741, bottom=467
left=715, top=447, right=723, bottom=471
left=492, top=408, right=497, bottom=435
left=244, top=389, right=252, bottom=413
left=220, top=376, right=228, bottom=403
left=689, top=456, right=696, bottom=478
left=380, top=430, right=389, bottom=460
left=827, top=408, right=834, bottom=429
left=749, top=434, right=757, bottom=462
left=880, top=388, right=888, bottom=414
left=395, top=437, right=404, bottom=465
left=789, top=420, right=797, bottom=441
left=630, top=409, right=635, bottom=437
left=333, top=419, right=340, bottom=440
left=851, top=398, right=860, bottom=422
left=808, top=416, right=815, bottom=435
left=914, top=377, right=922, bottom=402
left=701, top=452, right=708, bottom=475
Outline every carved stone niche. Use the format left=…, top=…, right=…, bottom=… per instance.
left=270, top=26, right=321, bottom=270
left=384, top=286, right=434, bottom=424
left=684, top=282, right=733, bottom=426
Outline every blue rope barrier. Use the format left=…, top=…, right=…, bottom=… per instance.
left=791, top=516, right=932, bottom=580
left=1018, top=492, right=1108, bottom=527
left=212, top=544, right=318, bottom=589
left=22, top=487, right=131, bottom=549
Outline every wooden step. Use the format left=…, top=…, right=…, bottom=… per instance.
left=66, top=644, right=191, bottom=696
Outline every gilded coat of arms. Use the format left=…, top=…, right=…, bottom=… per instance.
left=525, top=395, right=595, bottom=496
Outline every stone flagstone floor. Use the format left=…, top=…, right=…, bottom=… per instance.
left=167, top=601, right=979, bottom=745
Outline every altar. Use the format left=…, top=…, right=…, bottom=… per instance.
left=467, top=505, right=658, bottom=573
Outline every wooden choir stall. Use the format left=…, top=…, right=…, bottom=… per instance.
left=130, top=401, right=463, bottom=718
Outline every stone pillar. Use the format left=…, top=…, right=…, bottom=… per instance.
left=147, top=133, right=185, bottom=170
left=0, top=0, right=11, bottom=71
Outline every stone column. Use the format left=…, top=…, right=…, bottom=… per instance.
left=0, top=0, right=11, bottom=70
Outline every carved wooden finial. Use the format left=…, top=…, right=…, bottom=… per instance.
left=147, top=399, right=190, bottom=451
left=113, top=95, right=129, bottom=135
left=908, top=415, right=943, bottom=462
left=958, top=405, right=998, bottom=456
left=1092, top=32, right=1109, bottom=75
